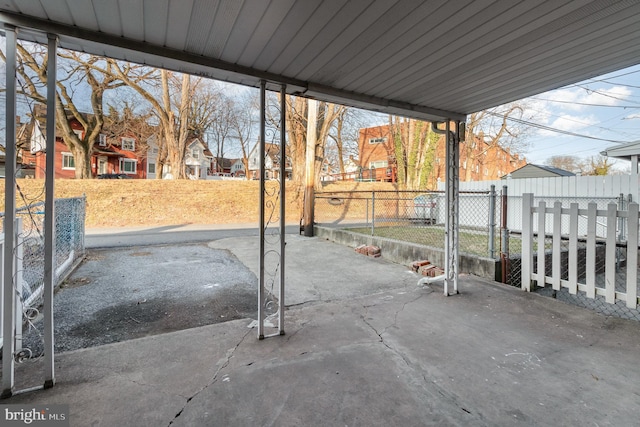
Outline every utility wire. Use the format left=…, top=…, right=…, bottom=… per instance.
left=530, top=97, right=640, bottom=108
left=485, top=111, right=631, bottom=144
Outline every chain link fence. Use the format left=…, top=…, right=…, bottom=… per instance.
left=1, top=196, right=86, bottom=310
left=316, top=189, right=640, bottom=321
left=315, top=189, right=497, bottom=258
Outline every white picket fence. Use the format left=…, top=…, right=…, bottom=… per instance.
left=521, top=193, right=639, bottom=309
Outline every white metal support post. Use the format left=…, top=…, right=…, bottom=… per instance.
left=2, top=25, right=18, bottom=398
left=278, top=84, right=286, bottom=335
left=43, top=34, right=58, bottom=388
left=258, top=80, right=266, bottom=340
left=433, top=120, right=461, bottom=296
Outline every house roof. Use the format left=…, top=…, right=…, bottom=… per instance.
left=214, top=157, right=234, bottom=169
left=2, top=2, right=639, bottom=122
left=508, top=163, right=575, bottom=178
left=600, top=140, right=640, bottom=161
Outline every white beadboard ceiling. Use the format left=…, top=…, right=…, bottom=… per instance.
left=1, top=0, right=640, bottom=121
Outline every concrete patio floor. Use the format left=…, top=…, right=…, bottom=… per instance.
left=3, top=235, right=640, bottom=426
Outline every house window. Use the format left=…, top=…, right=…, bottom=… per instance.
left=148, top=162, right=156, bottom=174
left=99, top=134, right=107, bottom=146
left=463, top=160, right=467, bottom=169
left=484, top=168, right=489, bottom=176
left=369, top=160, right=388, bottom=169
left=120, top=159, right=137, bottom=174
left=121, top=138, right=135, bottom=151
left=368, top=137, right=387, bottom=144
left=62, top=153, right=75, bottom=170
left=152, top=147, right=159, bottom=154
left=73, top=129, right=83, bottom=139
left=192, top=149, right=200, bottom=159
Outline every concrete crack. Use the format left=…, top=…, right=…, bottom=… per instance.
left=167, top=329, right=252, bottom=426
left=360, top=292, right=481, bottom=422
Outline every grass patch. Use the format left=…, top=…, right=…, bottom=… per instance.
left=345, top=225, right=534, bottom=258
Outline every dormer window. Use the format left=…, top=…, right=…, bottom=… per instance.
left=121, top=137, right=135, bottom=151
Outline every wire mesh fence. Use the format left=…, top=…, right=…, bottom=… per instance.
left=315, top=189, right=498, bottom=258
left=0, top=196, right=86, bottom=310
left=316, top=189, right=640, bottom=321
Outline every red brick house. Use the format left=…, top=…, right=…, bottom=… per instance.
left=21, top=109, right=149, bottom=179
left=358, top=124, right=526, bottom=186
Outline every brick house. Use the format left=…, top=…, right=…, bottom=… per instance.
left=358, top=124, right=526, bottom=186
left=22, top=108, right=149, bottom=179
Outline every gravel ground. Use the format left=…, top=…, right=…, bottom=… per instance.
left=21, top=243, right=258, bottom=356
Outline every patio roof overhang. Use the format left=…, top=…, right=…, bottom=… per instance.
left=1, top=1, right=640, bottom=122
left=2, top=0, right=640, bottom=397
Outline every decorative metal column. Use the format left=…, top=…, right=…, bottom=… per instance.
left=432, top=120, right=463, bottom=296
left=257, top=81, right=287, bottom=339
left=2, top=24, right=18, bottom=398
left=43, top=33, right=58, bottom=389
left=258, top=81, right=266, bottom=339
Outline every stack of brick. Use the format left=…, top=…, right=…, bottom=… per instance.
left=355, top=244, right=381, bottom=258
left=411, top=260, right=444, bottom=277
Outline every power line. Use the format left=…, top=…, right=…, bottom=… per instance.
left=486, top=111, right=631, bottom=144
left=530, top=97, right=640, bottom=108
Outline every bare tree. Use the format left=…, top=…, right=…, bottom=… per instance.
left=284, top=96, right=344, bottom=186
left=585, top=155, right=615, bottom=176
left=545, top=155, right=585, bottom=174
left=106, top=61, right=195, bottom=178
left=389, top=117, right=439, bottom=190
left=464, top=103, right=533, bottom=181
left=229, top=92, right=258, bottom=179
left=2, top=44, right=126, bottom=178
left=326, top=108, right=365, bottom=175
left=209, top=93, right=236, bottom=172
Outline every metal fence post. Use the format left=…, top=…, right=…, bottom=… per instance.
left=366, top=196, right=369, bottom=227
left=501, top=186, right=509, bottom=284
left=371, top=191, right=376, bottom=236
left=488, top=185, right=496, bottom=258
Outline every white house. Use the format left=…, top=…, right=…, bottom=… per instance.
left=146, top=137, right=214, bottom=179
left=248, top=141, right=291, bottom=180
left=230, top=159, right=246, bottom=177
left=601, top=140, right=640, bottom=174
left=344, top=155, right=359, bottom=173
left=146, top=137, right=160, bottom=179
left=185, top=138, right=214, bottom=179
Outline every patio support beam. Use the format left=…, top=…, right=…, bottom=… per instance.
left=433, top=120, right=461, bottom=296
left=258, top=80, right=266, bottom=340
left=43, top=33, right=58, bottom=388
left=279, top=84, right=286, bottom=335
left=2, top=24, right=18, bottom=398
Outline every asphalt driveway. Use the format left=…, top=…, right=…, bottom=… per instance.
left=23, top=243, right=258, bottom=355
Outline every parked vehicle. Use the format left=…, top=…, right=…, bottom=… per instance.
left=97, top=174, right=132, bottom=179
left=413, top=194, right=438, bottom=224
